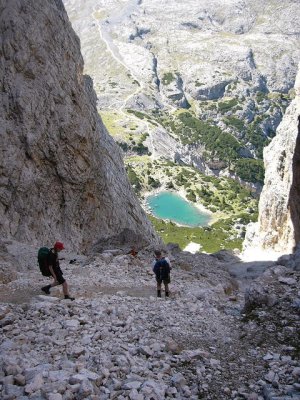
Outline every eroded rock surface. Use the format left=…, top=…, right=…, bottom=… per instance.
left=0, top=0, right=159, bottom=252
left=63, top=0, right=300, bottom=109
left=244, top=66, right=300, bottom=254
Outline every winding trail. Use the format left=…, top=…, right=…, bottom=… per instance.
left=90, top=2, right=176, bottom=160
left=91, top=2, right=160, bottom=157
left=92, top=1, right=145, bottom=112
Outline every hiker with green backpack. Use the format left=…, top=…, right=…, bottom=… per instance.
left=38, top=241, right=75, bottom=300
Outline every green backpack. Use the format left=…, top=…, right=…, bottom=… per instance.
left=37, top=247, right=51, bottom=276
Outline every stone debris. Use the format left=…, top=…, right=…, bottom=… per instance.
left=0, top=247, right=299, bottom=399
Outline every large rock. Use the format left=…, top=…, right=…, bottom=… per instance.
left=0, top=0, right=159, bottom=252
left=244, top=65, right=300, bottom=254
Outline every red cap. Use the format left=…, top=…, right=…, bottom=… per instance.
left=54, top=241, right=65, bottom=250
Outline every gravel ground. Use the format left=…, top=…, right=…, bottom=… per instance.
left=0, top=244, right=299, bottom=399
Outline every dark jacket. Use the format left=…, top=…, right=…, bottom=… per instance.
left=153, top=258, right=171, bottom=281
left=47, top=249, right=60, bottom=271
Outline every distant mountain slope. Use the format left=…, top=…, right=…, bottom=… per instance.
left=63, top=0, right=299, bottom=185
left=63, top=0, right=300, bottom=109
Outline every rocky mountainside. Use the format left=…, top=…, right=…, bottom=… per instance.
left=61, top=0, right=300, bottom=192
left=63, top=0, right=300, bottom=109
left=0, top=0, right=159, bottom=252
left=0, top=3, right=299, bottom=398
left=244, top=65, right=300, bottom=255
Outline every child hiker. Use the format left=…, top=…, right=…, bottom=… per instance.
left=153, top=249, right=171, bottom=298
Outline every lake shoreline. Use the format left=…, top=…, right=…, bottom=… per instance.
left=142, top=188, right=213, bottom=228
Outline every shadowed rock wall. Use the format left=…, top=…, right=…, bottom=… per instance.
left=289, top=116, right=300, bottom=246
left=0, top=0, right=159, bottom=251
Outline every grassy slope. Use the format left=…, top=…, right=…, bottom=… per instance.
left=148, top=215, right=247, bottom=253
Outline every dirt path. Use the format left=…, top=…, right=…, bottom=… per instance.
left=0, top=285, right=158, bottom=305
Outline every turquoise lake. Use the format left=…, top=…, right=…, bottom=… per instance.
left=146, top=191, right=211, bottom=227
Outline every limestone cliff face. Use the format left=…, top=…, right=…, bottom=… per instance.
left=244, top=66, right=300, bottom=254
left=0, top=0, right=159, bottom=251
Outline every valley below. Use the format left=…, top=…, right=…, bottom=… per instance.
left=63, top=0, right=300, bottom=253
left=0, top=2, right=299, bottom=399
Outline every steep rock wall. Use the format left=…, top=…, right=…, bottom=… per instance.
left=0, top=0, right=159, bottom=252
left=244, top=66, right=300, bottom=254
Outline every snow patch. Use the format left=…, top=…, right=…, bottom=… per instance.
left=183, top=242, right=201, bottom=254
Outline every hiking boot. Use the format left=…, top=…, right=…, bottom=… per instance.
left=165, top=292, right=169, bottom=297
left=41, top=285, right=51, bottom=295
left=157, top=290, right=161, bottom=298
left=64, top=295, right=75, bottom=301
